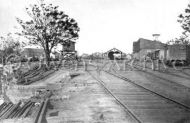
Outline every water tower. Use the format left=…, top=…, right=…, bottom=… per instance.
left=152, top=34, right=160, bottom=41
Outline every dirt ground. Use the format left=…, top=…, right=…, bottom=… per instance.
left=5, top=69, right=70, bottom=104
left=46, top=70, right=137, bottom=123
left=4, top=68, right=139, bottom=123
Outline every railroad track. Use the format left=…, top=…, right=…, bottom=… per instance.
left=88, top=65, right=190, bottom=123
left=133, top=62, right=190, bottom=79
left=0, top=90, right=50, bottom=122
left=120, top=62, right=190, bottom=93
left=88, top=71, right=141, bottom=123
left=0, top=100, right=48, bottom=122
left=34, top=98, right=49, bottom=123
left=130, top=63, right=190, bottom=91
left=0, top=101, right=35, bottom=121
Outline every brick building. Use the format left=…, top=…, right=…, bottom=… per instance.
left=133, top=38, right=166, bottom=60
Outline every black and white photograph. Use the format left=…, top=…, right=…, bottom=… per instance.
left=1, top=0, right=190, bottom=122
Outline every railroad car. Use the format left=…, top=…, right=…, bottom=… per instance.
left=133, top=38, right=190, bottom=66
left=143, top=44, right=190, bottom=66
left=166, top=44, right=190, bottom=66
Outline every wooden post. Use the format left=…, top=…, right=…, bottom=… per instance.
left=25, top=78, right=28, bottom=84
left=156, top=59, right=160, bottom=71
left=161, top=59, right=167, bottom=70
left=83, top=60, right=87, bottom=71
left=130, top=59, right=134, bottom=70
left=75, top=61, right=78, bottom=71
left=151, top=60, right=155, bottom=71
left=123, top=60, right=126, bottom=71
left=143, top=60, right=146, bottom=70
left=0, top=74, right=2, bottom=95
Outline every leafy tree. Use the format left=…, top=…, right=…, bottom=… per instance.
left=0, top=33, right=25, bottom=64
left=16, top=0, right=80, bottom=66
left=167, top=36, right=190, bottom=45
left=177, top=4, right=190, bottom=45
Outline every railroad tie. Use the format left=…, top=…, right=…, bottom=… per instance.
left=20, top=102, right=34, bottom=118
left=8, top=104, right=21, bottom=119
left=13, top=101, right=32, bottom=118
left=0, top=103, right=11, bottom=114
left=0, top=103, right=13, bottom=119
left=0, top=102, right=21, bottom=119
left=0, top=103, right=7, bottom=113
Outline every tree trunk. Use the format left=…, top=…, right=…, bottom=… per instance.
left=44, top=41, right=51, bottom=67
left=45, top=50, right=50, bottom=67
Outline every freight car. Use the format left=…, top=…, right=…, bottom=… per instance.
left=133, top=38, right=190, bottom=66
left=166, top=44, right=190, bottom=66
left=144, top=44, right=190, bottom=66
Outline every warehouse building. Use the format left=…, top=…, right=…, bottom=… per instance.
left=133, top=38, right=166, bottom=60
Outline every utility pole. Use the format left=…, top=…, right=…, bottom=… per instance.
left=0, top=38, right=4, bottom=97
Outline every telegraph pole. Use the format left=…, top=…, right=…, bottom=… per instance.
left=0, top=38, right=4, bottom=98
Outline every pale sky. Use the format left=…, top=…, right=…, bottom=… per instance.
left=0, top=0, right=190, bottom=54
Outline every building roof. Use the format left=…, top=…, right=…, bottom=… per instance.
left=22, top=48, right=44, bottom=55
left=104, top=48, right=126, bottom=54
left=137, top=38, right=164, bottom=45
left=60, top=40, right=76, bottom=45
left=24, top=48, right=44, bottom=52
left=138, top=38, right=153, bottom=42
left=137, top=38, right=166, bottom=50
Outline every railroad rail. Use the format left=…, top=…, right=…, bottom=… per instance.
left=88, top=71, right=142, bottom=123
left=88, top=65, right=190, bottom=122
left=34, top=98, right=49, bottom=123
left=129, top=63, right=190, bottom=91
left=106, top=70, right=190, bottom=110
